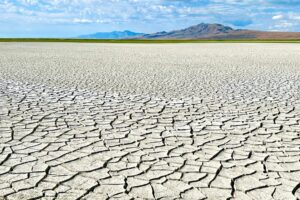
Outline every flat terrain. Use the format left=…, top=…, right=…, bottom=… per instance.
left=1, top=38, right=300, bottom=43
left=0, top=43, right=300, bottom=199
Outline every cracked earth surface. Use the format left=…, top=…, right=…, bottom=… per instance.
left=0, top=43, right=300, bottom=200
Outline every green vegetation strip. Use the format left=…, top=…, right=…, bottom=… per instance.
left=1, top=38, right=300, bottom=43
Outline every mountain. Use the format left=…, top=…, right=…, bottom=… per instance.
left=79, top=30, right=145, bottom=39
left=139, top=23, right=300, bottom=39
left=78, top=23, right=300, bottom=40
left=141, top=23, right=235, bottom=39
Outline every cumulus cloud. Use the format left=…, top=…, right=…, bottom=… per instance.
left=266, top=0, right=300, bottom=5
left=1, top=0, right=300, bottom=37
left=73, top=18, right=93, bottom=24
left=272, top=14, right=284, bottom=20
left=288, top=13, right=300, bottom=20
left=274, top=21, right=295, bottom=28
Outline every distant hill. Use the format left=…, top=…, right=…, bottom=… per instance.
left=141, top=23, right=235, bottom=39
left=140, top=23, right=300, bottom=40
left=79, top=30, right=145, bottom=39
left=78, top=23, right=300, bottom=40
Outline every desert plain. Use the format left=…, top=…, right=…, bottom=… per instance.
left=0, top=43, right=300, bottom=199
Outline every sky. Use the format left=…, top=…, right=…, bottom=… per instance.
left=1, top=0, right=300, bottom=38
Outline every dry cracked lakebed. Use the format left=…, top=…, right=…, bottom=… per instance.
left=0, top=43, right=300, bottom=200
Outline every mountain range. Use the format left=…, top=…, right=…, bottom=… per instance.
left=78, top=30, right=144, bottom=39
left=78, top=23, right=300, bottom=40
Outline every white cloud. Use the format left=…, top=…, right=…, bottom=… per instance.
left=272, top=14, right=283, bottom=20
left=274, top=21, right=294, bottom=28
left=288, top=13, right=300, bottom=20
left=1, top=0, right=300, bottom=37
left=72, top=18, right=112, bottom=24
left=73, top=18, right=93, bottom=24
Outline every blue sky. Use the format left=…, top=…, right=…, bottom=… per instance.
left=1, top=0, right=300, bottom=38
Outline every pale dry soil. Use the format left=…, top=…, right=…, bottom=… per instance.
left=0, top=43, right=300, bottom=200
